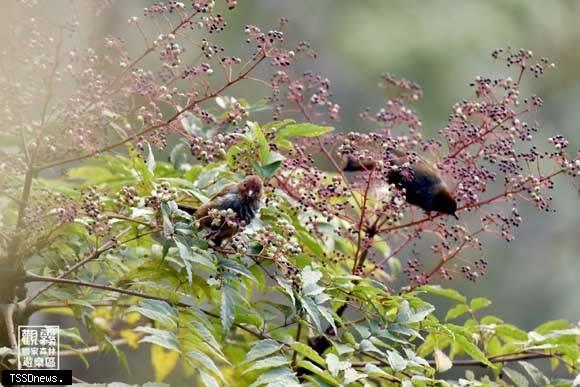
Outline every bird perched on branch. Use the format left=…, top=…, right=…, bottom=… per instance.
left=344, top=150, right=457, bottom=217
left=180, top=175, right=263, bottom=245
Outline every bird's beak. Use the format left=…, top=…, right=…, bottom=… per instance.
left=247, top=190, right=254, bottom=198
left=453, top=213, right=459, bottom=220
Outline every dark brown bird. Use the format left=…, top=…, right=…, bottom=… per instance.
left=181, top=175, right=263, bottom=245
left=344, top=151, right=457, bottom=217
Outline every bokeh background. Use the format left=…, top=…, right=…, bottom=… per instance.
left=6, top=0, right=579, bottom=384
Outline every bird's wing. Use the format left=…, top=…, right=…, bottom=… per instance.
left=393, top=150, right=442, bottom=180
left=194, top=182, right=238, bottom=225
left=209, top=182, right=238, bottom=200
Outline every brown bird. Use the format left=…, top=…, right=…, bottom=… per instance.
left=182, top=175, right=263, bottom=245
left=344, top=150, right=457, bottom=217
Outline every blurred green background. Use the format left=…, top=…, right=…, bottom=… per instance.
left=12, top=0, right=579, bottom=383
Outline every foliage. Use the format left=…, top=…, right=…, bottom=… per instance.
left=0, top=1, right=578, bottom=386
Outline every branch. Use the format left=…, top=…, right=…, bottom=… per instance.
left=24, top=273, right=176, bottom=302
left=376, top=168, right=565, bottom=236
left=353, top=168, right=377, bottom=273
left=0, top=303, right=18, bottom=349
left=36, top=54, right=266, bottom=171
left=446, top=111, right=526, bottom=160
left=448, top=351, right=564, bottom=366
left=40, top=31, right=63, bottom=126
left=60, top=337, right=134, bottom=357
left=355, top=350, right=566, bottom=370
left=291, top=312, right=304, bottom=367
left=14, top=168, right=34, bottom=232
left=27, top=301, right=135, bottom=313
left=22, top=229, right=128, bottom=306
left=23, top=273, right=277, bottom=343
left=295, top=99, right=362, bottom=210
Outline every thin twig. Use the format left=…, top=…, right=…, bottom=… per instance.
left=23, top=273, right=279, bottom=344
left=22, top=227, right=131, bottom=306
left=60, top=337, right=133, bottom=357
left=291, top=312, right=304, bottom=367
left=37, top=55, right=266, bottom=172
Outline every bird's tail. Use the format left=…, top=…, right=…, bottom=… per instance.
left=342, top=156, right=377, bottom=172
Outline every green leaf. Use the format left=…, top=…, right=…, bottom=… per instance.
left=249, top=367, right=300, bottom=387
left=173, top=236, right=193, bottom=283
left=481, top=315, right=504, bottom=325
left=470, top=297, right=491, bottom=311
left=187, top=349, right=224, bottom=382
left=128, top=145, right=153, bottom=189
left=250, top=121, right=270, bottom=164
left=360, top=339, right=384, bottom=355
left=295, top=361, right=340, bottom=386
left=247, top=98, right=274, bottom=114
left=276, top=123, right=334, bottom=138
left=455, top=334, right=493, bottom=368
left=189, top=306, right=214, bottom=329
left=263, top=118, right=295, bottom=131
left=191, top=320, right=221, bottom=354
left=226, top=144, right=243, bottom=167
left=434, top=348, right=452, bottom=372
left=290, top=342, right=326, bottom=367
left=127, top=299, right=177, bottom=328
left=295, top=230, right=325, bottom=258
left=151, top=345, right=179, bottom=382
left=180, top=113, right=203, bottom=136
left=396, top=301, right=411, bottom=323
left=318, top=306, right=338, bottom=336
left=235, top=307, right=264, bottom=328
left=301, top=296, right=323, bottom=333
left=326, top=353, right=351, bottom=377
left=215, top=96, right=227, bottom=109
left=518, top=361, right=550, bottom=386
left=300, top=266, right=323, bottom=296
left=219, top=258, right=256, bottom=282
left=243, top=339, right=283, bottom=365
left=534, top=320, right=570, bottom=334
left=445, top=304, right=469, bottom=321
left=407, top=304, right=435, bottom=324
left=66, top=166, right=117, bottom=185
left=504, top=367, right=530, bottom=387
left=344, top=367, right=367, bottom=385
left=275, top=275, right=295, bottom=306
left=170, top=143, right=188, bottom=171
left=387, top=350, right=407, bottom=372
left=161, top=204, right=174, bottom=237
left=221, top=284, right=236, bottom=336
left=362, top=363, right=390, bottom=378
left=147, top=143, right=156, bottom=174
left=496, top=324, right=528, bottom=341
left=252, top=159, right=282, bottom=179
left=421, top=285, right=467, bottom=303
left=199, top=371, right=220, bottom=387
left=243, top=355, right=290, bottom=374
left=135, top=327, right=180, bottom=352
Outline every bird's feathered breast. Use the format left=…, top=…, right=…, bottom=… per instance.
left=216, top=191, right=260, bottom=224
